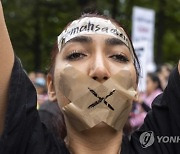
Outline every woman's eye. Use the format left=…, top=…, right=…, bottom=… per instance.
left=109, top=54, right=129, bottom=63
left=66, top=51, right=87, bottom=61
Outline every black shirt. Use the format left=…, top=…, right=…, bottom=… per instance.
left=0, top=57, right=69, bottom=154
left=0, top=57, right=180, bottom=154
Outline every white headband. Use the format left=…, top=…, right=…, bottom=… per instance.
left=57, top=17, right=134, bottom=57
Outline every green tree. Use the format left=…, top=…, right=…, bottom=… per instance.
left=2, top=0, right=180, bottom=72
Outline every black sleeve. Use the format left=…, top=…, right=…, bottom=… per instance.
left=130, top=66, right=180, bottom=154
left=0, top=57, right=39, bottom=152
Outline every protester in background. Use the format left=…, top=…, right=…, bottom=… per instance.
left=36, top=71, right=46, bottom=79
left=28, top=71, right=49, bottom=107
left=34, top=76, right=48, bottom=108
left=129, top=73, right=163, bottom=129
left=28, top=71, right=36, bottom=84
left=139, top=73, right=163, bottom=108
left=156, top=63, right=173, bottom=90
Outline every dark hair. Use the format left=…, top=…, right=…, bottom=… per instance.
left=147, top=73, right=163, bottom=91
left=48, top=13, right=141, bottom=83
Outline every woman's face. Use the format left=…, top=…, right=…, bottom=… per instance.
left=51, top=34, right=137, bottom=108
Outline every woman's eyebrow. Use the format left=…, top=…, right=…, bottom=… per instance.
left=105, top=38, right=125, bottom=46
left=67, top=36, right=93, bottom=44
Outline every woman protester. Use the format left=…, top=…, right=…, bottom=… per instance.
left=140, top=73, right=163, bottom=111
left=0, top=1, right=180, bottom=154
left=129, top=73, right=163, bottom=130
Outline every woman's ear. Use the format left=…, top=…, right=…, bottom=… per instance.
left=47, top=73, right=57, bottom=102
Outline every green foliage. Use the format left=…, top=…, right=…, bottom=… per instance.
left=2, top=0, right=180, bottom=71
left=163, top=30, right=180, bottom=64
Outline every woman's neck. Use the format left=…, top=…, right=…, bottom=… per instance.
left=65, top=122, right=123, bottom=154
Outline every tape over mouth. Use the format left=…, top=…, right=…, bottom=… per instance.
left=59, top=66, right=137, bottom=131
left=57, top=17, right=134, bottom=58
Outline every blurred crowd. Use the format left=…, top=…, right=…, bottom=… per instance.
left=28, top=71, right=48, bottom=108
left=28, top=63, right=174, bottom=138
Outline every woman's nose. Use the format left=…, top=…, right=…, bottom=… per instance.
left=89, top=56, right=110, bottom=83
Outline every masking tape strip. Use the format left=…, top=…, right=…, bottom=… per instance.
left=63, top=84, right=133, bottom=131
left=60, top=66, right=137, bottom=131
left=57, top=17, right=134, bottom=58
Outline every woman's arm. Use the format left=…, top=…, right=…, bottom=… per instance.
left=0, top=1, right=14, bottom=135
